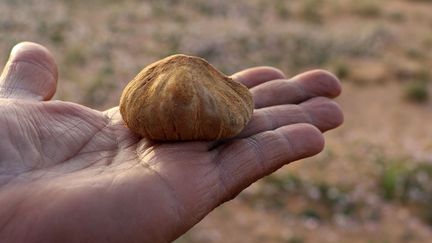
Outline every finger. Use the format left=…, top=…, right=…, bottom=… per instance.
left=251, top=69, right=341, bottom=108
left=239, top=97, right=343, bottom=137
left=0, top=42, right=58, bottom=100
left=216, top=124, right=324, bottom=199
left=231, top=66, right=286, bottom=88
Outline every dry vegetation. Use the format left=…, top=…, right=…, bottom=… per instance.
left=1, top=0, right=432, bottom=242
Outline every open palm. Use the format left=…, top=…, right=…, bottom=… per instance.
left=0, top=43, right=343, bottom=243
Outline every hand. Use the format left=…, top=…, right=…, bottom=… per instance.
left=0, top=42, right=343, bottom=243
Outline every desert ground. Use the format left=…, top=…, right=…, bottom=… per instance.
left=1, top=0, right=432, bottom=242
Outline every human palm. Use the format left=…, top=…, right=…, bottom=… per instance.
left=0, top=43, right=343, bottom=243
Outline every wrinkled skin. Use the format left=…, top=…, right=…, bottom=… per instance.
left=0, top=42, right=343, bottom=243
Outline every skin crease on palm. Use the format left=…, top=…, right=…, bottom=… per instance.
left=0, top=42, right=343, bottom=243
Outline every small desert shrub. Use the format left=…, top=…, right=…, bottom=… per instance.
left=287, top=236, right=305, bottom=243
left=352, top=1, right=382, bottom=18
left=299, top=0, right=323, bottom=23
left=404, top=80, right=429, bottom=103
left=38, top=21, right=68, bottom=44
left=274, top=0, right=290, bottom=19
left=377, top=156, right=432, bottom=225
left=64, top=47, right=87, bottom=66
left=332, top=62, right=350, bottom=80
left=378, top=157, right=432, bottom=203
left=242, top=173, right=360, bottom=220
left=301, top=208, right=321, bottom=220
left=388, top=11, right=406, bottom=22
left=83, top=65, right=116, bottom=107
left=406, top=48, right=425, bottom=60
left=378, top=161, right=408, bottom=200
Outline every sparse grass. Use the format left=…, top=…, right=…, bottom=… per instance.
left=377, top=156, right=432, bottom=224
left=64, top=47, right=87, bottom=66
left=83, top=64, right=116, bottom=108
left=352, top=1, right=382, bottom=18
left=37, top=21, right=68, bottom=45
left=377, top=158, right=409, bottom=200
left=245, top=155, right=432, bottom=227
left=388, top=11, right=406, bottom=22
left=189, top=0, right=227, bottom=17
left=406, top=48, right=425, bottom=60
left=287, top=235, right=305, bottom=243
left=298, top=0, right=323, bottom=23
left=274, top=0, right=290, bottom=19
left=242, top=173, right=361, bottom=221
left=300, top=208, right=321, bottom=221
left=404, top=80, right=429, bottom=103
left=332, top=62, right=350, bottom=80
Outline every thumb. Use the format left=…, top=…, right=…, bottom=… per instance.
left=0, top=42, right=58, bottom=100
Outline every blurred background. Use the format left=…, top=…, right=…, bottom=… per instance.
left=1, top=0, right=432, bottom=242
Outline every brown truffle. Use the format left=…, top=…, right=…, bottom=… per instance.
left=119, top=54, right=254, bottom=141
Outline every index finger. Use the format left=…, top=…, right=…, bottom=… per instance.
left=231, top=66, right=286, bottom=88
